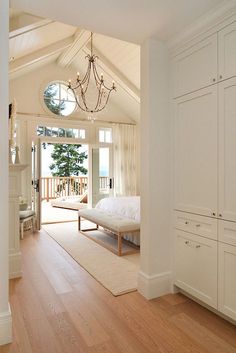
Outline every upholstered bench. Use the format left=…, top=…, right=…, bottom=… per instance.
left=78, top=208, right=140, bottom=256
left=19, top=210, right=36, bottom=239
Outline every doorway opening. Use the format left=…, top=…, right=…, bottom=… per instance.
left=33, top=141, right=89, bottom=225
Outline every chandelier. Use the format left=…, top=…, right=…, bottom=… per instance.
left=68, top=32, right=116, bottom=114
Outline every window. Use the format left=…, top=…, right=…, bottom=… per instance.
left=99, top=128, right=112, bottom=143
left=37, top=126, right=86, bottom=139
left=43, top=82, right=77, bottom=116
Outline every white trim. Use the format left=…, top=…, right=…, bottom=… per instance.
left=0, top=305, right=12, bottom=346
left=9, top=252, right=22, bottom=279
left=138, top=270, right=172, bottom=300
left=168, top=1, right=236, bottom=55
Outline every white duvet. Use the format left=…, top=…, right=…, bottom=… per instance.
left=95, top=196, right=140, bottom=245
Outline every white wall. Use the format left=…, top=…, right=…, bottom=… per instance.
left=138, top=38, right=172, bottom=299
left=0, top=0, right=12, bottom=346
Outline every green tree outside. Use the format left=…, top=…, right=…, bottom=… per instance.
left=49, top=143, right=88, bottom=196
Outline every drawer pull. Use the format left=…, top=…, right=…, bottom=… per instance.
left=185, top=241, right=190, bottom=245
left=196, top=224, right=201, bottom=227
left=196, top=245, right=201, bottom=249
left=185, top=221, right=189, bottom=225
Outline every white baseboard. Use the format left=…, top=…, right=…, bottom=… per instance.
left=9, top=252, right=22, bottom=279
left=138, top=270, right=172, bottom=299
left=0, top=305, right=12, bottom=346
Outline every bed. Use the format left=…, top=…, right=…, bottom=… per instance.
left=95, top=196, right=140, bottom=246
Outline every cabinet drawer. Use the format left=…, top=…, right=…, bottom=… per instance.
left=218, top=242, right=236, bottom=321
left=175, top=231, right=217, bottom=308
left=174, top=211, right=217, bottom=240
left=219, top=220, right=236, bottom=247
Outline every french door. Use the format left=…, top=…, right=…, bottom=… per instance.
left=31, top=140, right=41, bottom=229
left=90, top=146, right=114, bottom=207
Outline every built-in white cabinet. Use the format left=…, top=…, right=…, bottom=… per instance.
left=174, top=86, right=217, bottom=217
left=219, top=77, right=236, bottom=222
left=219, top=21, right=236, bottom=82
left=218, top=242, right=236, bottom=321
left=173, top=22, right=236, bottom=98
left=175, top=230, right=217, bottom=308
left=173, top=19, right=236, bottom=323
left=173, top=34, right=217, bottom=97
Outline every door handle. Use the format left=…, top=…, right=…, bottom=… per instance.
left=109, top=178, right=113, bottom=189
left=33, top=179, right=40, bottom=192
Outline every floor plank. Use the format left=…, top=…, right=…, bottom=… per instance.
left=1, top=229, right=236, bottom=353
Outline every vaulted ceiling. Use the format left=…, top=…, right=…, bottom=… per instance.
left=9, top=10, right=140, bottom=123
left=9, top=0, right=231, bottom=123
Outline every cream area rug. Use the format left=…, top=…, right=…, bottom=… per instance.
left=43, top=222, right=140, bottom=296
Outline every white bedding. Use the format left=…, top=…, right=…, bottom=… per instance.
left=95, top=196, right=140, bottom=245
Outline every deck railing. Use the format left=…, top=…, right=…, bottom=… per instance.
left=41, top=176, right=109, bottom=201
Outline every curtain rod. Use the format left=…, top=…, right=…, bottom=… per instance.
left=17, top=112, right=137, bottom=126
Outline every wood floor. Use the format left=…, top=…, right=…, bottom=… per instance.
left=1, top=229, right=236, bottom=353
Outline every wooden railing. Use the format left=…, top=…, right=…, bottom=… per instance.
left=41, top=176, right=109, bottom=201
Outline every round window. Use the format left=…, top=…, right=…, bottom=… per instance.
left=43, top=82, right=77, bottom=116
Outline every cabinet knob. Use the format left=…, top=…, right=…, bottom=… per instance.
left=219, top=75, right=223, bottom=80
left=196, top=224, right=201, bottom=227
left=185, top=221, right=188, bottom=225
left=185, top=241, right=189, bottom=245
left=212, top=78, right=216, bottom=82
left=196, top=245, right=201, bottom=249
left=219, top=214, right=222, bottom=217
left=212, top=212, right=216, bottom=216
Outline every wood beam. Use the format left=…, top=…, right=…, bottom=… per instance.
left=9, top=36, right=74, bottom=74
left=57, top=30, right=91, bottom=67
left=9, top=17, right=54, bottom=39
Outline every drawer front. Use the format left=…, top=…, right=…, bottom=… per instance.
left=174, top=211, right=217, bottom=240
left=219, top=220, right=236, bottom=247
left=175, top=231, right=217, bottom=308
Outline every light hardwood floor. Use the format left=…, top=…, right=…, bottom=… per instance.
left=1, top=229, right=236, bottom=353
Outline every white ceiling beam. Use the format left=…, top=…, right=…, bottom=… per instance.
left=83, top=44, right=140, bottom=104
left=9, top=36, right=74, bottom=74
left=57, top=29, right=91, bottom=67
left=9, top=16, right=54, bottom=39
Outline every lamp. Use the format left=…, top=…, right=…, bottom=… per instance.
left=68, top=32, right=116, bottom=114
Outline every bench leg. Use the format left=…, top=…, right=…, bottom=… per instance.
left=78, top=215, right=81, bottom=231
left=32, top=217, right=35, bottom=233
left=118, top=234, right=122, bottom=256
left=20, top=222, right=24, bottom=240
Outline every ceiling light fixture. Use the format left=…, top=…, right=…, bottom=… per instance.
left=68, top=32, right=116, bottom=114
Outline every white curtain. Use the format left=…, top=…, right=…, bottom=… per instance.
left=113, top=124, right=137, bottom=196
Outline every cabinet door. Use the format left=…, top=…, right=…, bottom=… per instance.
left=173, top=34, right=217, bottom=98
left=219, top=220, right=236, bottom=247
left=219, top=77, right=236, bottom=222
left=219, top=21, right=236, bottom=82
left=174, top=86, right=217, bottom=217
left=218, top=242, right=236, bottom=321
left=175, top=230, right=217, bottom=308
